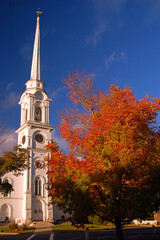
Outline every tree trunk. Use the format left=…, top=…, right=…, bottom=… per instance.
left=114, top=216, right=124, bottom=240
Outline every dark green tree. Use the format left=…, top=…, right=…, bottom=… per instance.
left=0, top=146, right=29, bottom=194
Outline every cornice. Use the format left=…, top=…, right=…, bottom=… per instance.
left=29, top=148, right=50, bottom=153
left=16, top=121, right=53, bottom=133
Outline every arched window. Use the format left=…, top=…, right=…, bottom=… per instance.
left=35, top=177, right=42, bottom=196
left=35, top=107, right=41, bottom=121
left=2, top=178, right=12, bottom=197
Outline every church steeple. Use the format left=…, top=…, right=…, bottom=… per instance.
left=25, top=11, right=45, bottom=90
left=17, top=10, right=52, bottom=128
left=14, top=12, right=54, bottom=224
left=30, top=13, right=41, bottom=81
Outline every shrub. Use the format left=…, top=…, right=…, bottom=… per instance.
left=88, top=215, right=107, bottom=225
left=9, top=223, right=18, bottom=230
left=21, top=224, right=27, bottom=230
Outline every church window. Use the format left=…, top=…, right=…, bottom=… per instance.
left=25, top=109, right=28, bottom=121
left=2, top=179, right=10, bottom=197
left=22, top=135, right=26, bottom=145
left=35, top=107, right=41, bottom=121
left=35, top=177, right=42, bottom=196
left=3, top=193, right=9, bottom=197
left=35, top=92, right=43, bottom=100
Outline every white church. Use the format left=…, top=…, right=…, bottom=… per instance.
left=0, top=13, right=63, bottom=223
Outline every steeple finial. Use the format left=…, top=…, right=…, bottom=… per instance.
left=30, top=10, right=42, bottom=81
left=36, top=8, right=43, bottom=16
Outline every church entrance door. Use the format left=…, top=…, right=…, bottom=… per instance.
left=0, top=204, right=9, bottom=221
left=32, top=199, right=43, bottom=221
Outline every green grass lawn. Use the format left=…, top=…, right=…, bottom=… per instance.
left=51, top=222, right=157, bottom=233
left=0, top=226, right=35, bottom=233
left=52, top=223, right=115, bottom=232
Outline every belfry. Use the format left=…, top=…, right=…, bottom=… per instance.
left=0, top=13, right=63, bottom=223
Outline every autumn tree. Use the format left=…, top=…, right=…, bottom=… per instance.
left=46, top=141, right=95, bottom=226
left=0, top=146, right=29, bottom=194
left=47, top=72, right=160, bottom=240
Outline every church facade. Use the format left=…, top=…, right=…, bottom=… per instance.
left=0, top=14, right=63, bottom=223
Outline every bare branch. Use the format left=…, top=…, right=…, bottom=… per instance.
left=0, top=130, right=10, bottom=145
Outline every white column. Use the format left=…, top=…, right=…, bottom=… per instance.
left=28, top=98, right=31, bottom=121
left=21, top=107, right=25, bottom=125
left=48, top=106, right=49, bottom=123
left=29, top=97, right=34, bottom=121
left=24, top=150, right=32, bottom=223
left=46, top=102, right=49, bottom=123
left=42, top=103, right=45, bottom=122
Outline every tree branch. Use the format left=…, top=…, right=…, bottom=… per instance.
left=0, top=131, right=10, bottom=145
left=94, top=185, right=109, bottom=207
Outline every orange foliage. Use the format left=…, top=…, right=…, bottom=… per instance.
left=47, top=72, right=160, bottom=234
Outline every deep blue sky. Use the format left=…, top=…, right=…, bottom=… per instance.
left=0, top=0, right=160, bottom=154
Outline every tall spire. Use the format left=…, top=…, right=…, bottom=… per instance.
left=30, top=11, right=42, bottom=81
